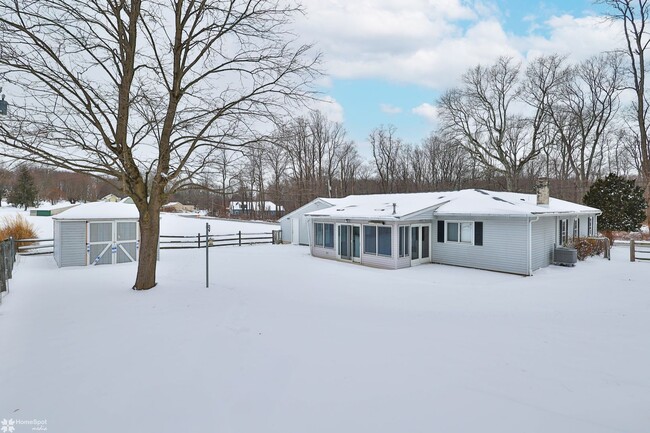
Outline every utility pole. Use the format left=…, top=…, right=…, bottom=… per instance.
left=0, top=87, right=7, bottom=116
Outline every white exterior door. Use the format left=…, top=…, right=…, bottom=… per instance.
left=411, top=224, right=431, bottom=265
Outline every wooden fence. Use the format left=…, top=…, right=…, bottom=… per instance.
left=159, top=230, right=281, bottom=250
left=16, top=238, right=54, bottom=255
left=0, top=238, right=17, bottom=303
left=629, top=240, right=650, bottom=262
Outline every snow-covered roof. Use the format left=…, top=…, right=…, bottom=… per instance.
left=53, top=202, right=139, bottom=220
left=279, top=197, right=346, bottom=221
left=305, top=189, right=600, bottom=220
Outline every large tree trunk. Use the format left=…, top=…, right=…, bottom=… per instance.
left=134, top=205, right=161, bottom=290
left=645, top=178, right=650, bottom=224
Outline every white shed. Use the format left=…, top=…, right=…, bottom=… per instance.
left=52, top=202, right=140, bottom=267
left=278, top=197, right=344, bottom=245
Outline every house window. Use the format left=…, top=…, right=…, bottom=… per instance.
left=573, top=218, right=579, bottom=238
left=398, top=226, right=410, bottom=257
left=314, top=223, right=334, bottom=249
left=446, top=221, right=473, bottom=244
left=364, top=225, right=392, bottom=256
left=587, top=217, right=594, bottom=236
left=559, top=219, right=568, bottom=245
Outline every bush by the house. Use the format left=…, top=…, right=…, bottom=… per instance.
left=569, top=237, right=607, bottom=261
left=0, top=215, right=38, bottom=248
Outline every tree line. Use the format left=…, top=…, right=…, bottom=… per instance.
left=167, top=52, right=642, bottom=215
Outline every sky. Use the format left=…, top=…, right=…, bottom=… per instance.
left=294, top=0, right=626, bottom=154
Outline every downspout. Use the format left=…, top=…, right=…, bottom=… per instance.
left=528, top=216, right=540, bottom=276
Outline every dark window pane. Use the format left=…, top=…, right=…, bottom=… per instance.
left=411, top=226, right=419, bottom=259
left=378, top=226, right=392, bottom=256
left=421, top=226, right=429, bottom=258
left=447, top=222, right=458, bottom=242
left=364, top=226, right=376, bottom=254
left=324, top=224, right=334, bottom=248
left=315, top=223, right=323, bottom=247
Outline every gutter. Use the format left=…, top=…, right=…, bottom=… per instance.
left=528, top=216, right=540, bottom=276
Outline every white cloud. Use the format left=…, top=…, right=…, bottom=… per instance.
left=296, top=1, right=627, bottom=91
left=412, top=103, right=438, bottom=123
left=309, top=95, right=345, bottom=123
left=380, top=103, right=402, bottom=114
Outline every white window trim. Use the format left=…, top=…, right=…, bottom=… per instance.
left=314, top=222, right=335, bottom=249
left=445, top=221, right=474, bottom=245
left=398, top=225, right=410, bottom=258
left=363, top=224, right=392, bottom=257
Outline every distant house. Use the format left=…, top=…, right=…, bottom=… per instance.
left=52, top=202, right=139, bottom=267
left=100, top=194, right=121, bottom=203
left=29, top=202, right=78, bottom=217
left=230, top=201, right=284, bottom=217
left=303, top=185, right=601, bottom=275
left=279, top=197, right=345, bottom=245
left=162, top=202, right=195, bottom=213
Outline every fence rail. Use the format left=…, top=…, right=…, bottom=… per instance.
left=11, top=230, right=281, bottom=256
left=16, top=238, right=54, bottom=255
left=159, top=230, right=281, bottom=250
left=629, top=240, right=650, bottom=262
left=0, top=238, right=17, bottom=303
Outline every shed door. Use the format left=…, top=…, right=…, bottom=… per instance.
left=116, top=222, right=138, bottom=263
left=89, top=222, right=113, bottom=265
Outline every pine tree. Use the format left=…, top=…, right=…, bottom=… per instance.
left=583, top=173, right=647, bottom=232
left=8, top=166, right=38, bottom=210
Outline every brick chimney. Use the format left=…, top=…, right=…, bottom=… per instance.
left=536, top=178, right=549, bottom=206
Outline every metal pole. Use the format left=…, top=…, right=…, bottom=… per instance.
left=206, top=223, right=210, bottom=288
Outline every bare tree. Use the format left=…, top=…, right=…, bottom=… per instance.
left=547, top=53, right=624, bottom=201
left=0, top=0, right=317, bottom=289
left=369, top=125, right=402, bottom=193
left=600, top=0, right=650, bottom=220
left=438, top=57, right=545, bottom=191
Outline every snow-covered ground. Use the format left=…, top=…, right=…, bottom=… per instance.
left=0, top=206, right=649, bottom=433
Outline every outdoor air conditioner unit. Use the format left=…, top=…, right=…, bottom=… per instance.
left=554, top=246, right=577, bottom=267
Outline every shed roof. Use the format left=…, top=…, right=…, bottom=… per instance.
left=305, top=189, right=600, bottom=220
left=53, top=202, right=139, bottom=220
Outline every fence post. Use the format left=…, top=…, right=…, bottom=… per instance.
left=198, top=232, right=201, bottom=249
left=3, top=241, right=10, bottom=280
left=630, top=239, right=635, bottom=262
left=0, top=242, right=6, bottom=298
left=604, top=237, right=610, bottom=260
left=238, top=231, right=241, bottom=246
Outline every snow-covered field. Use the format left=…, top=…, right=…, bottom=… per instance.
left=0, top=205, right=649, bottom=433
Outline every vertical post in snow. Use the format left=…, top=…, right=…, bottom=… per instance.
left=198, top=232, right=201, bottom=249
left=238, top=231, right=242, bottom=246
left=630, top=239, right=635, bottom=262
left=206, top=223, right=210, bottom=288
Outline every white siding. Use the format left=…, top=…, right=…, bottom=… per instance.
left=531, top=217, right=555, bottom=271
left=58, top=221, right=87, bottom=267
left=431, top=217, right=530, bottom=275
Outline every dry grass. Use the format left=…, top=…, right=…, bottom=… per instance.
left=0, top=215, right=38, bottom=247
